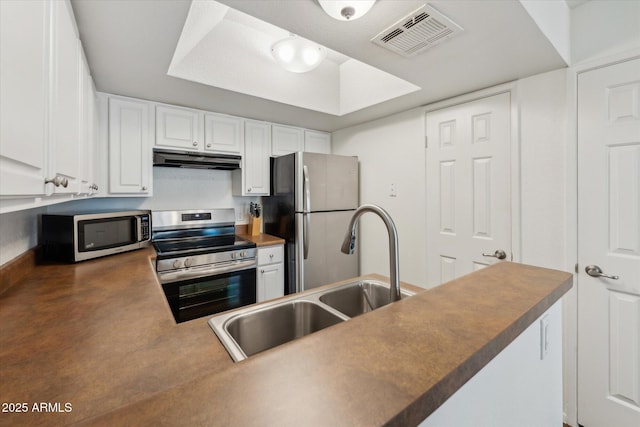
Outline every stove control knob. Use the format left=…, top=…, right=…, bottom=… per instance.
left=231, top=252, right=238, bottom=259
left=184, top=258, right=193, bottom=267
left=240, top=251, right=247, bottom=257
left=173, top=260, right=183, bottom=269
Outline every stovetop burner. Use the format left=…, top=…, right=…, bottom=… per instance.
left=151, top=209, right=257, bottom=265
left=153, top=236, right=255, bottom=259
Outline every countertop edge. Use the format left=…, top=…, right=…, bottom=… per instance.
left=388, top=270, right=573, bottom=426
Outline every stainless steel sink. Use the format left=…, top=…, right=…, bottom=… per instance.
left=209, top=299, right=348, bottom=361
left=225, top=301, right=344, bottom=359
left=319, top=280, right=414, bottom=318
left=209, top=279, right=415, bottom=362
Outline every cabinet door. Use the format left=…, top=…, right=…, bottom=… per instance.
left=258, top=263, right=284, bottom=302
left=272, top=125, right=304, bottom=157
left=0, top=0, right=49, bottom=196
left=204, top=113, right=243, bottom=154
left=109, top=98, right=152, bottom=194
left=49, top=0, right=81, bottom=194
left=156, top=105, right=202, bottom=151
left=236, top=120, right=270, bottom=196
left=78, top=54, right=97, bottom=194
left=304, top=130, right=331, bottom=154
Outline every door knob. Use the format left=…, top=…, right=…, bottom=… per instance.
left=482, top=249, right=507, bottom=260
left=585, top=265, right=619, bottom=280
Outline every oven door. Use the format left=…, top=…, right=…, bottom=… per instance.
left=161, top=264, right=256, bottom=323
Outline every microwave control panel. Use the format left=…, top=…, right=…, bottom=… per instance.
left=140, top=215, right=151, bottom=241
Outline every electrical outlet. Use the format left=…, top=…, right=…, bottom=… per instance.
left=540, top=314, right=550, bottom=360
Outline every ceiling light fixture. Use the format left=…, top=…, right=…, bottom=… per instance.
left=318, top=0, right=376, bottom=21
left=271, top=35, right=327, bottom=73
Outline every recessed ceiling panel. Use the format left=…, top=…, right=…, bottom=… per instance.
left=167, top=0, right=420, bottom=116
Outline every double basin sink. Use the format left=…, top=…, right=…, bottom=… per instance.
left=208, top=279, right=414, bottom=362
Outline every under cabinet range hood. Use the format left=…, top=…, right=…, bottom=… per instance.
left=153, top=148, right=241, bottom=170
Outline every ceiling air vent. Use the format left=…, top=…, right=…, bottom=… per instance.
left=372, top=4, right=463, bottom=57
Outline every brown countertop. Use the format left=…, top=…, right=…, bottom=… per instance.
left=0, top=248, right=571, bottom=426
left=239, top=232, right=285, bottom=247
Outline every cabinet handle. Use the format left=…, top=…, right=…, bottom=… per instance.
left=45, top=175, right=68, bottom=188
left=260, top=269, right=265, bottom=274
left=141, top=186, right=148, bottom=191
left=192, top=141, right=198, bottom=147
left=247, top=188, right=252, bottom=192
left=269, top=253, right=274, bottom=259
left=89, top=183, right=99, bottom=191
left=206, top=143, right=212, bottom=148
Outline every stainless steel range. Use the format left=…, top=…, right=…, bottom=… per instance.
left=152, top=209, right=257, bottom=323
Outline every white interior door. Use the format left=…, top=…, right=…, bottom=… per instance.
left=426, top=92, right=511, bottom=287
left=577, top=58, right=640, bottom=427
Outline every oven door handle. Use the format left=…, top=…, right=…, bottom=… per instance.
left=157, top=259, right=257, bottom=284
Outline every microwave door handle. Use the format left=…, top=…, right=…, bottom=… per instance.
left=303, top=165, right=310, bottom=259
left=136, top=216, right=142, bottom=242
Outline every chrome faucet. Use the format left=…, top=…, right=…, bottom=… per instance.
left=341, top=204, right=401, bottom=302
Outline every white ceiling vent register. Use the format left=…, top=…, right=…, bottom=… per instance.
left=371, top=4, right=463, bottom=57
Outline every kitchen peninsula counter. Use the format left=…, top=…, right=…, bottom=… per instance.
left=0, top=248, right=571, bottom=426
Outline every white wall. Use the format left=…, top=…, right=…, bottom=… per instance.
left=571, top=0, right=640, bottom=64
left=520, top=0, right=571, bottom=65
left=517, top=69, right=568, bottom=270
left=332, top=108, right=427, bottom=288
left=0, top=206, right=45, bottom=266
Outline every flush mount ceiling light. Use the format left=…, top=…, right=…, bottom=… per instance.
left=318, top=0, right=376, bottom=21
left=271, top=35, right=327, bottom=73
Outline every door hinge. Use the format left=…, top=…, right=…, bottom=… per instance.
left=575, top=263, right=579, bottom=274
left=425, top=136, right=428, bottom=148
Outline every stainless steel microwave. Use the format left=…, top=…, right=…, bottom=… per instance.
left=41, top=210, right=151, bottom=262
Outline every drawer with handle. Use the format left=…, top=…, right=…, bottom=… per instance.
left=257, top=245, right=284, bottom=265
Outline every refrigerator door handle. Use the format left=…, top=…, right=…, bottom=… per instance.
left=303, top=165, right=311, bottom=259
left=303, top=164, right=311, bottom=213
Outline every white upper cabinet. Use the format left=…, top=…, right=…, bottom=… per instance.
left=271, top=125, right=304, bottom=156
left=155, top=105, right=202, bottom=151
left=78, top=52, right=98, bottom=195
left=156, top=106, right=244, bottom=155
left=233, top=120, right=271, bottom=196
left=0, top=0, right=49, bottom=197
left=304, top=130, right=331, bottom=154
left=204, top=113, right=243, bottom=154
left=49, top=0, right=82, bottom=195
left=109, top=97, right=152, bottom=195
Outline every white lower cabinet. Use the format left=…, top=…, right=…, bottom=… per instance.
left=108, top=97, right=152, bottom=195
left=257, top=245, right=284, bottom=302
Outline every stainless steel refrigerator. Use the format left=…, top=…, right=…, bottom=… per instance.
left=264, top=152, right=359, bottom=294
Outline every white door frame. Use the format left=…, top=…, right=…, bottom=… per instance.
left=423, top=82, right=522, bottom=273
left=567, top=48, right=640, bottom=427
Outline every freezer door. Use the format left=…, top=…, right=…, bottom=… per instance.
left=295, top=153, right=358, bottom=212
left=298, top=210, right=359, bottom=291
